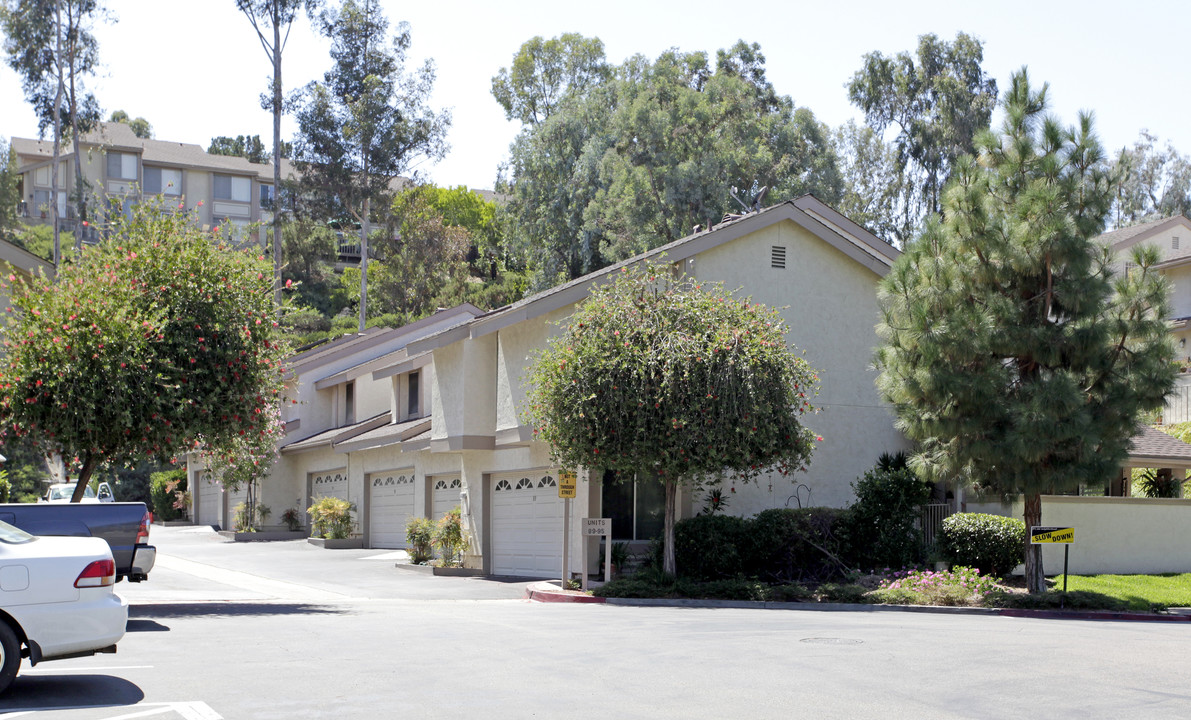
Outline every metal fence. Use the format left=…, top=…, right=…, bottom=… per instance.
left=919, top=503, right=954, bottom=549
left=1164, top=382, right=1191, bottom=425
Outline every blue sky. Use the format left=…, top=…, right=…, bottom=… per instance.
left=2, top=0, right=1188, bottom=191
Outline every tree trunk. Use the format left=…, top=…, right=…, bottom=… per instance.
left=662, top=478, right=677, bottom=577
left=359, top=193, right=369, bottom=334
left=70, top=451, right=96, bottom=503
left=1023, top=491, right=1045, bottom=593
left=271, top=6, right=283, bottom=312
left=51, top=0, right=64, bottom=267
left=67, top=8, right=84, bottom=250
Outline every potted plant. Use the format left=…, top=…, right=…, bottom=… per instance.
left=307, top=496, right=358, bottom=548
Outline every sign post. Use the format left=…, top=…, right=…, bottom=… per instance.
left=559, top=471, right=577, bottom=588
left=1030, top=526, right=1075, bottom=604
left=582, top=517, right=611, bottom=591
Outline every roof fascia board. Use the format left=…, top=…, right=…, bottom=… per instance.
left=466, top=209, right=790, bottom=340
left=406, top=323, right=473, bottom=356
left=333, top=418, right=432, bottom=453
left=469, top=201, right=894, bottom=340
left=0, top=240, right=54, bottom=276
left=314, top=348, right=411, bottom=390
left=1123, top=455, right=1191, bottom=469
left=372, top=350, right=432, bottom=381
left=295, top=305, right=482, bottom=372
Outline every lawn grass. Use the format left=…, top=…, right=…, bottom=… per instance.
left=1049, top=573, right=1191, bottom=611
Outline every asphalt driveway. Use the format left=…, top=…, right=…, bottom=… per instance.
left=120, top=523, right=533, bottom=605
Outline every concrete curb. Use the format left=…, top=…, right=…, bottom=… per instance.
left=525, top=582, right=607, bottom=604
left=524, top=582, right=1191, bottom=622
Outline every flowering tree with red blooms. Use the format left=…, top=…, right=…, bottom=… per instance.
left=525, top=260, right=820, bottom=576
left=0, top=201, right=289, bottom=502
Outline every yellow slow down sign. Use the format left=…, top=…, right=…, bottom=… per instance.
left=1030, top=526, right=1075, bottom=544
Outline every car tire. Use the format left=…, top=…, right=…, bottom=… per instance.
left=0, top=621, right=19, bottom=694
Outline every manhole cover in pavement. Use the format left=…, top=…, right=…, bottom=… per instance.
left=800, top=637, right=863, bottom=645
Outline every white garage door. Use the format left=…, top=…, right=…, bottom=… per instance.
left=226, top=483, right=249, bottom=531
left=490, top=472, right=563, bottom=578
left=431, top=475, right=462, bottom=521
left=309, top=469, right=349, bottom=503
left=369, top=469, right=416, bottom=549
left=196, top=471, right=221, bottom=528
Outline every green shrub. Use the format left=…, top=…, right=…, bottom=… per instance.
left=672, top=514, right=749, bottom=580
left=280, top=308, right=331, bottom=335
left=308, top=496, right=354, bottom=539
left=0, top=469, right=9, bottom=503
left=405, top=516, right=435, bottom=564
left=432, top=506, right=469, bottom=565
left=937, top=513, right=1025, bottom=578
left=845, top=457, right=932, bottom=569
left=149, top=469, right=187, bottom=521
left=744, top=507, right=852, bottom=582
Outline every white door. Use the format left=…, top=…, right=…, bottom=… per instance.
left=196, top=471, right=221, bottom=528
left=431, top=475, right=462, bottom=520
left=490, top=472, right=563, bottom=578
left=368, top=469, right=416, bottom=548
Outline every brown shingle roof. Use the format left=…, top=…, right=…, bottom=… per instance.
left=1128, top=425, right=1191, bottom=464
left=13, top=122, right=295, bottom=181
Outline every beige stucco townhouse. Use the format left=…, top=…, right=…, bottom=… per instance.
left=190, top=197, right=911, bottom=577
left=13, top=122, right=283, bottom=248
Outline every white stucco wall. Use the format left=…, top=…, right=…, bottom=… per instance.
left=354, top=371, right=391, bottom=421
left=1010, top=495, right=1191, bottom=574
left=1164, top=263, right=1191, bottom=322
left=495, top=308, right=570, bottom=433
left=689, top=219, right=910, bottom=513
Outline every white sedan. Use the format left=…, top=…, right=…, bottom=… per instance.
left=0, top=519, right=128, bottom=694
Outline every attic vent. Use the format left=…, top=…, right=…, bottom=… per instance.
left=771, top=245, right=787, bottom=269
left=1175, top=236, right=1181, bottom=250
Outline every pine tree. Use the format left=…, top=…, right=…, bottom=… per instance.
left=875, top=70, right=1175, bottom=593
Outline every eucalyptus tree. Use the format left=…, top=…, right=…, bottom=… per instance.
left=497, top=37, right=841, bottom=289
left=108, top=109, right=152, bottom=138
left=1, top=0, right=104, bottom=257
left=292, top=0, right=450, bottom=331
left=847, top=32, right=997, bottom=244
left=1109, top=130, right=1191, bottom=227
left=236, top=0, right=319, bottom=307
left=491, top=32, right=610, bottom=126
left=875, top=71, right=1174, bottom=593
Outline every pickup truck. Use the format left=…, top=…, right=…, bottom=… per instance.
left=0, top=502, right=155, bottom=582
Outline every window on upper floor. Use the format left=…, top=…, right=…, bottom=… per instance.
left=260, top=183, right=275, bottom=210
left=407, top=371, right=420, bottom=417
left=143, top=167, right=182, bottom=196
left=106, top=151, right=138, bottom=181
left=213, top=174, right=251, bottom=203
left=345, top=381, right=356, bottom=425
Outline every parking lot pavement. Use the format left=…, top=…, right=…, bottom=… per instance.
left=0, top=700, right=223, bottom=719
left=121, top=524, right=532, bottom=604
